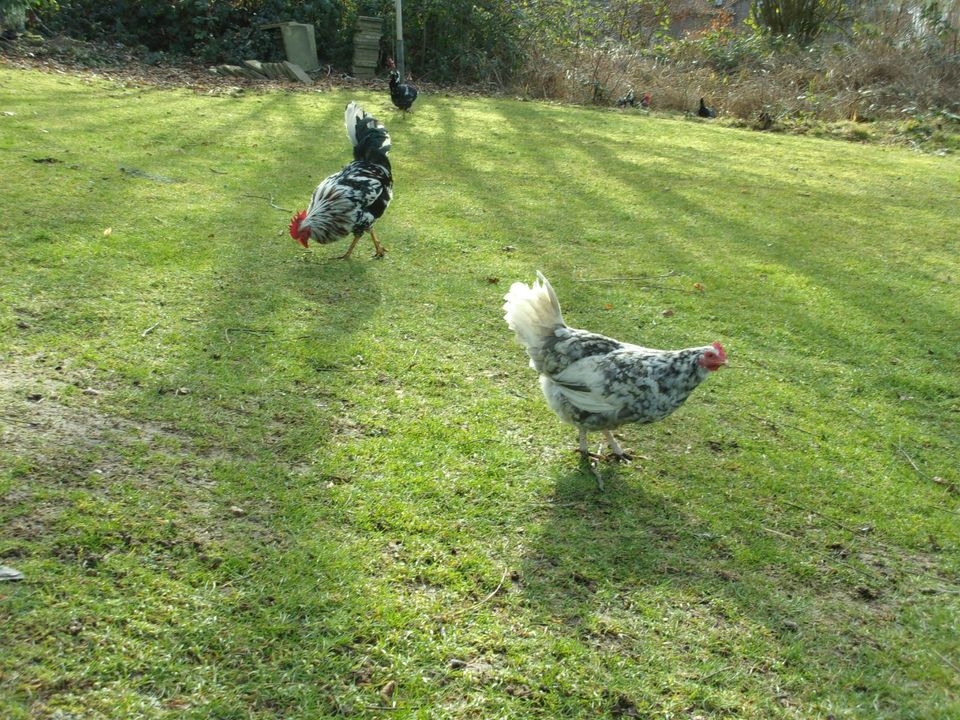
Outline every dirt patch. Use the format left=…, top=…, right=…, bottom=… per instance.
left=0, top=357, right=284, bottom=552
left=0, top=359, right=187, bottom=459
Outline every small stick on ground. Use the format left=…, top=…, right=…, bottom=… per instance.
left=930, top=648, right=960, bottom=675
left=242, top=194, right=292, bottom=213
left=896, top=435, right=928, bottom=479
left=748, top=412, right=817, bottom=436
left=140, top=321, right=161, bottom=338
left=445, top=568, right=509, bottom=619
left=224, top=327, right=273, bottom=343
left=209, top=167, right=227, bottom=175
left=0, top=414, right=42, bottom=427
left=573, top=271, right=680, bottom=283
left=761, top=525, right=801, bottom=541
left=779, top=499, right=870, bottom=536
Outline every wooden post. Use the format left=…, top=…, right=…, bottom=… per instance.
left=395, top=0, right=405, bottom=80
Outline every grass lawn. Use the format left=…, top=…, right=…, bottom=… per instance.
left=1, top=65, right=958, bottom=719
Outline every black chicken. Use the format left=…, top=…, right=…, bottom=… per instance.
left=387, top=58, right=418, bottom=114
left=698, top=98, right=717, bottom=118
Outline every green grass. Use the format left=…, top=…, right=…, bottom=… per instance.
left=1, top=66, right=958, bottom=719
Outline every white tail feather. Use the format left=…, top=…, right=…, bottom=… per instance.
left=503, top=271, right=566, bottom=367
left=344, top=101, right=362, bottom=147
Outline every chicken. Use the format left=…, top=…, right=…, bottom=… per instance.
left=386, top=58, right=418, bottom=114
left=698, top=97, right=717, bottom=118
left=615, top=89, right=636, bottom=108
left=503, top=272, right=727, bottom=471
left=616, top=91, right=651, bottom=110
left=289, top=102, right=392, bottom=259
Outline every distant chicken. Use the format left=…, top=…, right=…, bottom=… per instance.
left=698, top=97, right=717, bottom=118
left=387, top=58, right=418, bottom=114
left=615, top=90, right=636, bottom=108
left=289, top=102, right=392, bottom=259
left=504, top=272, right=727, bottom=468
left=616, top=91, right=651, bottom=110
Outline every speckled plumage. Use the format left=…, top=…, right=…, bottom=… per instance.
left=504, top=272, right=727, bottom=458
left=292, top=102, right=392, bottom=248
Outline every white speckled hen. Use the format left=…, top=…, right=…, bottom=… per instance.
left=504, top=272, right=727, bottom=462
left=289, top=102, right=392, bottom=259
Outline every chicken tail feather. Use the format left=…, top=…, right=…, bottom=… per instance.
left=503, top=271, right=566, bottom=371
left=345, top=101, right=391, bottom=167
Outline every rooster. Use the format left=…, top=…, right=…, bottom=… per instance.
left=504, top=272, right=727, bottom=473
left=289, top=102, right=392, bottom=259
left=698, top=98, right=717, bottom=118
left=386, top=58, right=418, bottom=114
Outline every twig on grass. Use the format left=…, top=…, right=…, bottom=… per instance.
left=223, top=327, right=273, bottom=343
left=761, top=525, right=801, bottom=541
left=242, top=194, right=292, bottom=213
left=573, top=271, right=681, bottom=283
left=896, top=435, right=928, bottom=479
left=778, top=499, right=871, bottom=536
left=748, top=412, right=817, bottom=437
left=140, top=321, right=161, bottom=338
left=444, top=567, right=509, bottom=619
left=209, top=167, right=227, bottom=175
left=0, top=414, right=42, bottom=428
left=930, top=648, right=960, bottom=675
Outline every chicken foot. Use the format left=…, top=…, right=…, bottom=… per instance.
left=369, top=229, right=386, bottom=258
left=575, top=429, right=632, bottom=463
left=603, top=430, right=633, bottom=462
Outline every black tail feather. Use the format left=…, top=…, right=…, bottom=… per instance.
left=345, top=101, right=391, bottom=168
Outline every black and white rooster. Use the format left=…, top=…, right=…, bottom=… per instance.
left=504, top=272, right=727, bottom=472
left=387, top=58, right=418, bottom=114
left=289, top=102, right=392, bottom=259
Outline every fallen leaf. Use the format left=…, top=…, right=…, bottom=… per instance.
left=661, top=309, right=674, bottom=317
left=603, top=303, right=613, bottom=310
left=229, top=506, right=246, bottom=517
left=693, top=282, right=705, bottom=292
left=103, top=227, right=112, bottom=237
left=380, top=680, right=396, bottom=700
left=486, top=276, right=500, bottom=284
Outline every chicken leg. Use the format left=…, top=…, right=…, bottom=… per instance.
left=370, top=229, right=386, bottom=258
left=337, top=234, right=363, bottom=260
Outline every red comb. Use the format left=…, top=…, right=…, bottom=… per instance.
left=289, top=210, right=308, bottom=248
left=712, top=341, right=727, bottom=361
